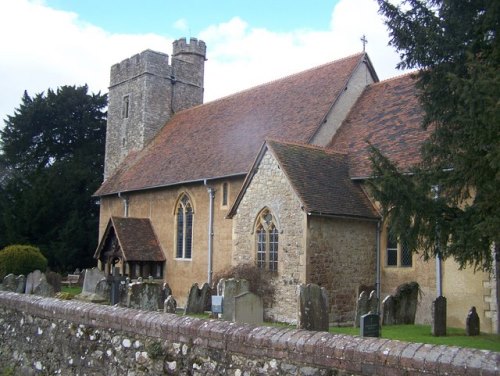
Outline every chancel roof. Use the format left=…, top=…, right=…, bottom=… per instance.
left=95, top=53, right=367, bottom=196
left=229, top=140, right=379, bottom=220
left=329, top=73, right=428, bottom=178
left=94, top=217, right=165, bottom=262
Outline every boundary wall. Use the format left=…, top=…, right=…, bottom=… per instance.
left=0, top=292, right=497, bottom=375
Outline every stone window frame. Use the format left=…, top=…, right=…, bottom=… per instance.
left=122, top=94, right=130, bottom=119
left=385, top=228, right=413, bottom=268
left=175, top=193, right=194, bottom=260
left=254, top=208, right=279, bottom=272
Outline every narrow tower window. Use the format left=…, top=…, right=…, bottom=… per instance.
left=176, top=194, right=193, bottom=259
left=123, top=95, right=130, bottom=118
left=222, top=182, right=228, bottom=207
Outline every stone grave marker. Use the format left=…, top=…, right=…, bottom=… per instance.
left=382, top=282, right=419, bottom=325
left=25, top=270, right=43, bottom=294
left=218, top=278, right=250, bottom=321
left=431, top=295, right=447, bottom=336
left=128, top=281, right=162, bottom=311
left=360, top=313, right=380, bottom=337
left=164, top=295, right=177, bottom=314
left=2, top=274, right=16, bottom=292
left=355, top=291, right=369, bottom=327
left=95, top=279, right=111, bottom=302
left=233, top=291, right=263, bottom=325
left=184, top=282, right=212, bottom=314
left=466, top=306, right=480, bottom=336
left=82, top=268, right=106, bottom=294
left=33, top=278, right=55, bottom=297
left=369, top=290, right=378, bottom=314
left=15, top=275, right=26, bottom=293
left=297, top=283, right=329, bottom=332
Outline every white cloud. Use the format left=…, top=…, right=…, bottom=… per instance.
left=0, top=0, right=406, bottom=126
left=173, top=18, right=188, bottom=32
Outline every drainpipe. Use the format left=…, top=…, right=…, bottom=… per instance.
left=376, top=220, right=381, bottom=314
left=205, top=180, right=215, bottom=286
left=433, top=185, right=443, bottom=297
left=118, top=192, right=129, bottom=217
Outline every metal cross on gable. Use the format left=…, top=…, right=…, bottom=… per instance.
left=361, top=34, right=368, bottom=52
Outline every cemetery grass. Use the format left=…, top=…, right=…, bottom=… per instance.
left=60, top=285, right=82, bottom=297
left=329, top=324, right=500, bottom=352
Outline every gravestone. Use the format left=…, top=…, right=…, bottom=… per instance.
left=95, top=279, right=111, bottom=302
left=431, top=296, right=447, bottom=336
left=233, top=292, right=263, bottom=325
left=25, top=270, right=43, bottom=294
left=369, top=290, right=378, bottom=314
left=355, top=291, right=369, bottom=327
left=45, top=271, right=62, bottom=293
left=33, top=279, right=55, bottom=297
left=218, top=278, right=250, bottom=321
left=164, top=295, right=177, bottom=314
left=184, top=283, right=212, bottom=314
left=159, top=283, right=172, bottom=310
left=15, top=275, right=26, bottom=293
left=128, top=281, right=162, bottom=311
left=360, top=313, right=380, bottom=337
left=82, top=268, right=106, bottom=294
left=466, top=306, right=480, bottom=336
left=382, top=282, right=419, bottom=325
left=297, top=283, right=329, bottom=332
left=2, top=274, right=17, bottom=292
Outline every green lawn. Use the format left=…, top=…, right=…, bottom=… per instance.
left=60, top=285, right=82, bottom=297
left=329, top=324, right=500, bottom=352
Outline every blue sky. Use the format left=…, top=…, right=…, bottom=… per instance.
left=0, top=0, right=406, bottom=125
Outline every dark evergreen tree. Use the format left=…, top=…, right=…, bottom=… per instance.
left=370, top=0, right=499, bottom=270
left=0, top=85, right=107, bottom=271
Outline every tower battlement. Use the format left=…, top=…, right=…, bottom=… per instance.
left=173, top=37, right=207, bottom=58
left=110, top=50, right=171, bottom=87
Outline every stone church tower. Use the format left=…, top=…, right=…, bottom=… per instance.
left=104, top=38, right=206, bottom=179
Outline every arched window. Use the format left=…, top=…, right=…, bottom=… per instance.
left=176, top=194, right=193, bottom=259
left=255, top=209, right=279, bottom=272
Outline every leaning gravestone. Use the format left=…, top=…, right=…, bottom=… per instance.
left=382, top=295, right=396, bottom=325
left=466, top=306, right=480, bottom=336
left=33, top=278, right=55, bottom=297
left=355, top=291, right=369, bottom=327
left=25, top=270, right=43, bottom=294
left=128, top=281, right=162, bottom=311
left=184, top=282, right=212, bottom=314
left=234, top=291, right=263, bottom=325
left=218, top=278, right=250, bottom=321
left=95, top=279, right=111, bottom=302
left=382, top=282, right=420, bottom=325
left=297, top=283, right=329, bottom=332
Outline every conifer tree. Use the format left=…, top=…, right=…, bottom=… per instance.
left=370, top=0, right=499, bottom=270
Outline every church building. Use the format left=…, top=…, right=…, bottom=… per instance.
left=94, top=38, right=498, bottom=332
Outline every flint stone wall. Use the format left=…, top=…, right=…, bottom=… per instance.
left=0, top=292, right=496, bottom=376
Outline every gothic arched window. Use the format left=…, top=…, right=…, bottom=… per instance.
left=255, top=209, right=279, bottom=272
left=176, top=194, right=193, bottom=259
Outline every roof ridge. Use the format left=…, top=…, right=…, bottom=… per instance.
left=266, top=138, right=348, bottom=156
left=371, top=70, right=419, bottom=86
left=197, top=52, right=365, bottom=108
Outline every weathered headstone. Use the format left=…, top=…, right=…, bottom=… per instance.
left=164, top=295, right=177, bottom=314
left=159, top=283, right=172, bottom=310
left=33, top=279, right=55, bottom=297
left=382, top=282, right=419, bottom=325
left=382, top=295, right=395, bottom=325
left=82, top=268, right=106, bottom=294
left=218, top=278, right=250, bottom=321
left=95, top=279, right=111, bottom=302
left=355, top=291, right=369, bottom=327
left=2, top=274, right=17, bottom=292
left=465, top=306, right=480, bottom=336
left=233, top=291, right=263, bottom=325
left=25, top=270, right=43, bottom=294
left=184, top=282, right=212, bottom=314
left=15, top=275, right=26, bottom=294
left=297, top=283, right=329, bottom=332
left=128, top=281, right=162, bottom=311
left=360, top=313, right=380, bottom=337
left=45, top=271, right=62, bottom=293
left=368, top=290, right=378, bottom=314
left=431, top=296, right=447, bottom=336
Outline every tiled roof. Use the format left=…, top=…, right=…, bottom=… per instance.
left=228, top=140, right=379, bottom=220
left=94, top=217, right=165, bottom=262
left=95, top=53, right=366, bottom=196
left=268, top=140, right=379, bottom=219
left=329, top=73, right=428, bottom=178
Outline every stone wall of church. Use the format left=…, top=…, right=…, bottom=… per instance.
left=232, top=151, right=306, bottom=323
left=306, top=216, right=377, bottom=324
left=98, top=176, right=242, bottom=307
